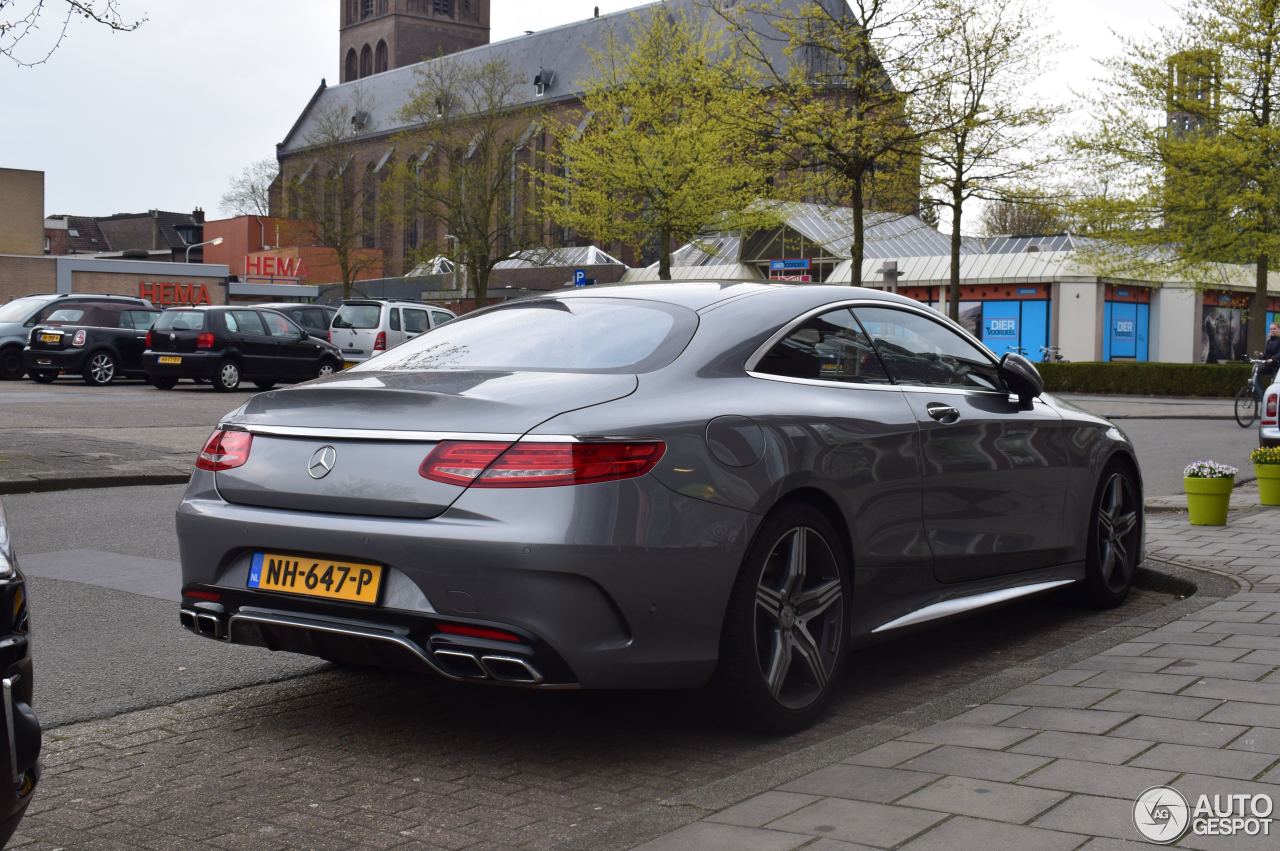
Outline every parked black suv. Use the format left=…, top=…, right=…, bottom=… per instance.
left=0, top=500, right=39, bottom=847
left=0, top=293, right=152, bottom=380
left=254, top=303, right=337, bottom=339
left=23, top=303, right=161, bottom=385
left=142, top=306, right=344, bottom=391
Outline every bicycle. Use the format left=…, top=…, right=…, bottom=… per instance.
left=1039, top=346, right=1069, bottom=363
left=1234, top=358, right=1268, bottom=427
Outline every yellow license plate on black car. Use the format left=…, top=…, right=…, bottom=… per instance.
left=247, top=552, right=383, bottom=605
left=158, top=355, right=182, bottom=365
left=342, top=361, right=357, bottom=369
left=39, top=333, right=60, bottom=344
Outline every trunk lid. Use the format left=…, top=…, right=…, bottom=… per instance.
left=213, top=369, right=638, bottom=519
left=28, top=326, right=70, bottom=351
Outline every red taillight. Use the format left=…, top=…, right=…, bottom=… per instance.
left=435, top=623, right=522, bottom=643
left=327, top=329, right=332, bottom=344
left=182, top=588, right=222, bottom=602
left=196, top=332, right=216, bottom=350
left=145, top=330, right=153, bottom=347
left=195, top=429, right=253, bottom=472
left=419, top=440, right=666, bottom=488
left=373, top=331, right=387, bottom=351
left=72, top=329, right=86, bottom=347
left=1264, top=392, right=1279, bottom=426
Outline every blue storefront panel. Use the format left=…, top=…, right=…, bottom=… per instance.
left=978, top=300, right=1051, bottom=358
left=1103, top=302, right=1149, bottom=361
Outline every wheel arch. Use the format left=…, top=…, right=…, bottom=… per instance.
left=763, top=486, right=854, bottom=572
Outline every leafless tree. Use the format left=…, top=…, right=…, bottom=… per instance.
left=219, top=158, right=279, bottom=218
left=1, top=1, right=143, bottom=67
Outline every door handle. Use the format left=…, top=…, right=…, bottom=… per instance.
left=926, top=403, right=961, bottom=424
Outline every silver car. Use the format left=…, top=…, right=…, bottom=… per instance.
left=329, top=299, right=455, bottom=367
left=1262, top=376, right=1279, bottom=446
left=176, top=283, right=1143, bottom=732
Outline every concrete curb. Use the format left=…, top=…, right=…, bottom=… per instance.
left=579, top=558, right=1241, bottom=851
left=0, top=472, right=190, bottom=496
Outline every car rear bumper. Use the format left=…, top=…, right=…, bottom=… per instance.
left=175, top=471, right=756, bottom=689
left=22, top=347, right=87, bottom=372
left=142, top=351, right=221, bottom=379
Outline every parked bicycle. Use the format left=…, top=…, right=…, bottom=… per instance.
left=1235, top=358, right=1268, bottom=427
left=1040, top=346, right=1068, bottom=363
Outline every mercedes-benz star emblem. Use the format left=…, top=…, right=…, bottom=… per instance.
left=308, top=446, right=338, bottom=479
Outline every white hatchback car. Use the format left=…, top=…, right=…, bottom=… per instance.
left=329, top=299, right=455, bottom=366
left=1262, top=376, right=1280, bottom=447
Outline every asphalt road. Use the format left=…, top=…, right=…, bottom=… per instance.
left=1113, top=418, right=1263, bottom=496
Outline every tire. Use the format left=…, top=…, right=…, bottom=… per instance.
left=149, top=376, right=178, bottom=390
left=316, top=360, right=338, bottom=379
left=29, top=370, right=58, bottom=384
left=0, top=347, right=24, bottom=381
left=1234, top=386, right=1259, bottom=428
left=213, top=360, right=241, bottom=392
left=710, top=502, right=849, bottom=734
left=1076, top=462, right=1143, bottom=609
left=82, top=351, right=117, bottom=386
left=253, top=380, right=277, bottom=391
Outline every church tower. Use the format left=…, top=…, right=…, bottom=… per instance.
left=340, top=0, right=490, bottom=84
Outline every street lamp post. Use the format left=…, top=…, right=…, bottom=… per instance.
left=185, top=236, right=224, bottom=263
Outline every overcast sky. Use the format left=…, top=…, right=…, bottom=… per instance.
left=1, top=0, right=1181, bottom=221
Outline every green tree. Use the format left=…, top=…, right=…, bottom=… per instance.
left=1073, top=0, right=1280, bottom=354
left=386, top=55, right=548, bottom=304
left=284, top=86, right=382, bottom=299
left=715, top=0, right=942, bottom=282
left=539, top=8, right=777, bottom=280
left=919, top=0, right=1061, bottom=321
left=1, top=1, right=143, bottom=67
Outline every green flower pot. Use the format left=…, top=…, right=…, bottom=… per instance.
left=1256, top=464, right=1280, bottom=507
left=1185, top=476, right=1233, bottom=525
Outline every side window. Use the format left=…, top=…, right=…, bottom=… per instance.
left=430, top=310, right=452, bottom=327
left=260, top=312, right=295, bottom=337
left=852, top=306, right=1002, bottom=391
left=121, top=311, right=153, bottom=330
left=389, top=308, right=401, bottom=331
left=230, top=310, right=267, bottom=336
left=299, top=309, right=326, bottom=332
left=403, top=308, right=429, bottom=334
left=223, top=311, right=239, bottom=333
left=754, top=308, right=890, bottom=385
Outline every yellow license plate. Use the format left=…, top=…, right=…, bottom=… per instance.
left=342, top=361, right=358, bottom=369
left=158, top=355, right=182, bottom=364
left=39, top=333, right=60, bottom=344
left=248, top=552, right=383, bottom=605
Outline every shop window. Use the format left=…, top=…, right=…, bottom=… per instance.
left=360, top=44, right=372, bottom=78
left=345, top=48, right=357, bottom=81
left=375, top=40, right=388, bottom=74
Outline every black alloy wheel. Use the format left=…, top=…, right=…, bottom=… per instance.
left=714, top=503, right=848, bottom=733
left=0, top=347, right=24, bottom=381
left=82, top=351, right=117, bottom=386
left=29, top=370, right=58, bottom=384
left=213, top=360, right=241, bottom=392
left=149, top=376, right=178, bottom=390
left=1235, top=386, right=1259, bottom=428
left=1077, top=463, right=1142, bottom=608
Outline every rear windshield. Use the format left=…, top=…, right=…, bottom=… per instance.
left=358, top=298, right=697, bottom=374
left=0, top=296, right=53, bottom=323
left=153, top=310, right=208, bottom=332
left=333, top=304, right=381, bottom=329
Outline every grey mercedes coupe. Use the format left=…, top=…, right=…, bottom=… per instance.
left=176, top=283, right=1142, bottom=732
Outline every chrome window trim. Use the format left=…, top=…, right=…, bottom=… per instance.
left=217, top=423, right=584, bottom=443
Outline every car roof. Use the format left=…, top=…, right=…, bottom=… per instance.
left=339, top=299, right=450, bottom=307
left=528, top=282, right=914, bottom=312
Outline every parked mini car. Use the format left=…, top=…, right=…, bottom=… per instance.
left=1262, top=376, right=1279, bottom=447
left=142, top=306, right=344, bottom=392
left=0, top=500, right=40, bottom=846
left=175, top=283, right=1144, bottom=733
left=254, top=303, right=337, bottom=340
left=0, top=293, right=152, bottom=381
left=329, top=299, right=455, bottom=366
left=23, top=303, right=161, bottom=385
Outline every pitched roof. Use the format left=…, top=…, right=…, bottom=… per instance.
left=95, top=210, right=201, bottom=252
left=279, top=0, right=833, bottom=155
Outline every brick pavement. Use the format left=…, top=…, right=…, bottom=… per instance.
left=636, top=494, right=1280, bottom=850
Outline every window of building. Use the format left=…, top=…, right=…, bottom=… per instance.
left=433, top=0, right=452, bottom=14
left=361, top=0, right=374, bottom=19
left=360, top=43, right=373, bottom=78
left=347, top=0, right=358, bottom=23
left=375, top=40, right=388, bottom=74
left=363, top=163, right=378, bottom=249
left=345, top=48, right=358, bottom=81
left=377, top=0, right=389, bottom=13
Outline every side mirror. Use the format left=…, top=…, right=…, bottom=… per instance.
left=998, top=352, right=1044, bottom=404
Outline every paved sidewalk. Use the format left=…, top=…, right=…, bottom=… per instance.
left=633, top=494, right=1280, bottom=850
left=1056, top=393, right=1235, bottom=420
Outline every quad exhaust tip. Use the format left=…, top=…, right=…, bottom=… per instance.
left=432, top=649, right=544, bottom=684
left=180, top=607, right=226, bottom=640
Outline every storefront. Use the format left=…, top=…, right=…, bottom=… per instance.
left=1102, top=285, right=1151, bottom=361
